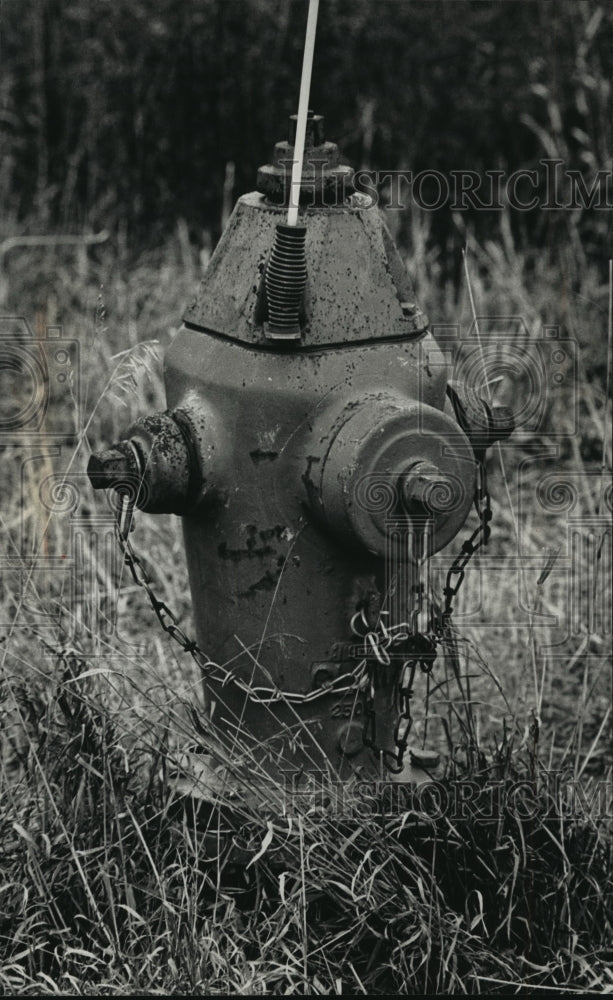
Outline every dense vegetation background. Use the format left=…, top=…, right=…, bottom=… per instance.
left=1, top=0, right=611, bottom=265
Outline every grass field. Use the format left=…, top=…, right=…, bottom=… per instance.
left=0, top=214, right=611, bottom=994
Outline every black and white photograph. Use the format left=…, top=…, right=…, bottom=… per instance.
left=0, top=0, right=611, bottom=994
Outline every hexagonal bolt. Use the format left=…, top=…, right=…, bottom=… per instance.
left=87, top=446, right=141, bottom=490
left=257, top=112, right=353, bottom=205
left=288, top=111, right=324, bottom=147
left=400, top=461, right=455, bottom=515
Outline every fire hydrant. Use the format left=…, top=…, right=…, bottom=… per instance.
left=89, top=115, right=512, bottom=788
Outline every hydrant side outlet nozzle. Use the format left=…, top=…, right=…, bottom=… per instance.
left=305, top=393, right=477, bottom=557
left=87, top=406, right=223, bottom=515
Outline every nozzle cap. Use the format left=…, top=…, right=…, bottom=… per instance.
left=87, top=446, right=141, bottom=490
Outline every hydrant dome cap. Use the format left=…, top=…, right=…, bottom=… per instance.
left=183, top=193, right=429, bottom=347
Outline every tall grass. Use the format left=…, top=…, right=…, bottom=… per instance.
left=0, top=216, right=611, bottom=993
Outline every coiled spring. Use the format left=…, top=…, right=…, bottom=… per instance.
left=264, top=223, right=307, bottom=338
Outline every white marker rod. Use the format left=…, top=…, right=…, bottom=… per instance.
left=287, top=0, right=320, bottom=227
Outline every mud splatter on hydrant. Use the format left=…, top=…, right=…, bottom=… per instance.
left=88, top=115, right=512, bottom=785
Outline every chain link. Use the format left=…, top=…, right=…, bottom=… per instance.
left=352, top=581, right=439, bottom=772
left=441, top=461, right=491, bottom=626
